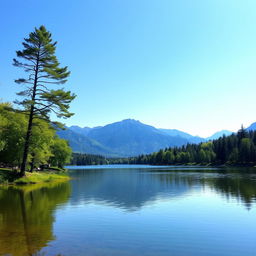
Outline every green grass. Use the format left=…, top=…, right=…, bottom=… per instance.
left=0, top=168, right=70, bottom=185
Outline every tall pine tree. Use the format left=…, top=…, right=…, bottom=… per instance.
left=13, top=25, right=76, bottom=176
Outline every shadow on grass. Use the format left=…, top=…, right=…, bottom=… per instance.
left=0, top=168, right=20, bottom=184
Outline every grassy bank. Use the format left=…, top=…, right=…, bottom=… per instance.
left=0, top=168, right=70, bottom=185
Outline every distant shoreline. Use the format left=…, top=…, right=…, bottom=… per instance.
left=66, top=163, right=256, bottom=168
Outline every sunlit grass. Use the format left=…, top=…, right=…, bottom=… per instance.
left=0, top=168, right=70, bottom=185
left=15, top=171, right=70, bottom=185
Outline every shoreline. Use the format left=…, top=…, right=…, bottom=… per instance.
left=0, top=168, right=70, bottom=186
left=66, top=163, right=256, bottom=168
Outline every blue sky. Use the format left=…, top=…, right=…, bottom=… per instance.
left=1, top=0, right=256, bottom=137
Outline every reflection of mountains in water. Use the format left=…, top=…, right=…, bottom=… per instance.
left=69, top=168, right=201, bottom=211
left=69, top=167, right=256, bottom=210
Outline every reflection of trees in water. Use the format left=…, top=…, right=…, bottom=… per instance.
left=60, top=168, right=256, bottom=211
left=155, top=169, right=256, bottom=209
left=205, top=174, right=256, bottom=209
left=156, top=172, right=201, bottom=187
left=0, top=182, right=71, bottom=256
left=70, top=168, right=256, bottom=211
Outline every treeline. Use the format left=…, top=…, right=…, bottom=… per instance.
left=64, top=127, right=256, bottom=167
left=128, top=127, right=256, bottom=165
left=70, top=153, right=135, bottom=166
left=0, top=103, right=72, bottom=170
left=70, top=153, right=109, bottom=165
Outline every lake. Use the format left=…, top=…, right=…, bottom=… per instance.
left=1, top=165, right=256, bottom=256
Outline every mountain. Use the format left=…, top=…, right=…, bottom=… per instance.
left=206, top=130, right=233, bottom=141
left=57, top=128, right=118, bottom=157
left=58, top=119, right=238, bottom=157
left=69, top=125, right=92, bottom=136
left=159, top=129, right=205, bottom=144
left=246, top=122, right=256, bottom=131
left=86, top=119, right=189, bottom=156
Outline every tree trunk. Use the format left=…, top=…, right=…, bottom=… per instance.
left=20, top=107, right=34, bottom=176
left=29, top=153, right=35, bottom=173
left=20, top=49, right=40, bottom=176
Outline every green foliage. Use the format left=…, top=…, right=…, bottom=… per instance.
left=70, top=153, right=109, bottom=165
left=124, top=127, right=256, bottom=166
left=239, top=138, right=253, bottom=163
left=163, top=151, right=175, bottom=164
left=0, top=103, right=26, bottom=165
left=13, top=25, right=75, bottom=121
left=0, top=102, right=72, bottom=172
left=28, top=118, right=56, bottom=167
left=49, top=137, right=72, bottom=168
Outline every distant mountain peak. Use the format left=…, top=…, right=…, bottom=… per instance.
left=246, top=122, right=256, bottom=131
left=120, top=119, right=141, bottom=124
left=122, top=118, right=137, bottom=121
left=206, top=130, right=233, bottom=140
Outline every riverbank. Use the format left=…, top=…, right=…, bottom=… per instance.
left=0, top=168, right=70, bottom=185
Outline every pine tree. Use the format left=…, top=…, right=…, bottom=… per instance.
left=13, top=25, right=76, bottom=176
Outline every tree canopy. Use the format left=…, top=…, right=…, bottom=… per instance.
left=0, top=103, right=72, bottom=170
left=119, top=127, right=256, bottom=166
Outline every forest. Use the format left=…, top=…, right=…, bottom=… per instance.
left=70, top=153, right=108, bottom=165
left=69, top=127, right=256, bottom=166
left=128, top=127, right=256, bottom=166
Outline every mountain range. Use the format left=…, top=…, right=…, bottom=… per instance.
left=57, top=119, right=242, bottom=157
left=246, top=123, right=256, bottom=131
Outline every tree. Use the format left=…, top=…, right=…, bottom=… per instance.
left=229, top=148, right=239, bottom=163
left=164, top=151, right=175, bottom=164
left=155, top=150, right=164, bottom=164
left=0, top=103, right=27, bottom=166
left=13, top=25, right=76, bottom=175
left=28, top=119, right=56, bottom=171
left=49, top=137, right=72, bottom=168
left=239, top=138, right=252, bottom=163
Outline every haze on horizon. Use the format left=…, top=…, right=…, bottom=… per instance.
left=1, top=0, right=256, bottom=137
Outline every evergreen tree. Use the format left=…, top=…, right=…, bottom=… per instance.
left=13, top=26, right=76, bottom=175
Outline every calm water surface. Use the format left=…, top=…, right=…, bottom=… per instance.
left=1, top=165, right=256, bottom=256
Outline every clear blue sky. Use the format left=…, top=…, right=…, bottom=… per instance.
left=1, top=0, right=256, bottom=137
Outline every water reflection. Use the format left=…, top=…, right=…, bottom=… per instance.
left=69, top=167, right=256, bottom=210
left=1, top=167, right=256, bottom=256
left=69, top=169, right=196, bottom=211
left=205, top=172, right=256, bottom=209
left=0, top=182, right=70, bottom=256
left=156, top=168, right=256, bottom=209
